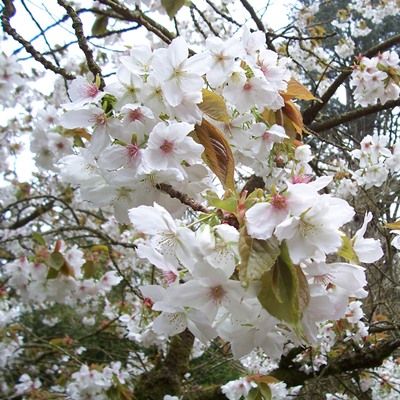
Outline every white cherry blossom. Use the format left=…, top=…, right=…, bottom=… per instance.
left=142, top=121, right=203, bottom=178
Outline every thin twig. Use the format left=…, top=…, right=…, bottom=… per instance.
left=20, top=0, right=60, bottom=67
left=57, top=0, right=104, bottom=89
left=1, top=0, right=75, bottom=80
left=96, top=0, right=175, bottom=44
left=205, top=0, right=241, bottom=27
left=239, top=0, right=276, bottom=51
left=191, top=3, right=219, bottom=37
left=18, top=25, right=140, bottom=61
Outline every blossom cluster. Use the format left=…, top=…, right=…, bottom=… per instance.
left=2, top=2, right=400, bottom=397
left=50, top=30, right=386, bottom=364
left=0, top=51, right=23, bottom=107
left=57, top=29, right=290, bottom=221
left=65, top=362, right=129, bottom=400
left=350, top=51, right=400, bottom=106
left=132, top=197, right=381, bottom=360
left=4, top=241, right=122, bottom=306
left=30, top=106, right=73, bottom=171
left=351, top=133, right=400, bottom=188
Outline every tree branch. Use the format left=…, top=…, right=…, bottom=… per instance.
left=240, top=0, right=276, bottom=51
left=18, top=25, right=141, bottom=61
left=310, top=98, right=400, bottom=133
left=20, top=0, right=61, bottom=68
left=96, top=0, right=175, bottom=45
left=156, top=183, right=209, bottom=213
left=191, top=3, right=219, bottom=37
left=1, top=0, right=75, bottom=80
left=134, top=330, right=195, bottom=399
left=270, top=339, right=400, bottom=387
left=205, top=0, right=241, bottom=27
left=8, top=201, right=55, bottom=230
left=57, top=0, right=105, bottom=89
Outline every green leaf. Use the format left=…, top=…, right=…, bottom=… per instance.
left=91, top=15, right=109, bottom=36
left=47, top=266, right=59, bottom=280
left=48, top=252, right=65, bottom=271
left=32, top=232, right=46, bottom=246
left=198, top=89, right=230, bottom=123
left=73, top=135, right=85, bottom=147
left=83, top=261, right=97, bottom=279
left=258, top=383, right=272, bottom=400
left=101, top=94, right=117, bottom=114
left=257, top=242, right=310, bottom=336
left=204, top=190, right=237, bottom=213
left=239, top=228, right=280, bottom=285
left=161, top=0, right=186, bottom=18
left=0, top=247, right=14, bottom=261
left=338, top=234, right=359, bottom=264
left=244, top=188, right=265, bottom=209
left=247, top=388, right=262, bottom=400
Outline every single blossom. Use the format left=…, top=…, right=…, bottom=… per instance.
left=142, top=121, right=203, bottom=178
left=151, top=36, right=210, bottom=107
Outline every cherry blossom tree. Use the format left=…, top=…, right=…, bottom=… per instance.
left=1, top=1, right=400, bottom=399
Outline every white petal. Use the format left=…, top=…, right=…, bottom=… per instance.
left=246, top=202, right=288, bottom=240
left=128, top=203, right=176, bottom=234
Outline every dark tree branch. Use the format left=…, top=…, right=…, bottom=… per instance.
left=57, top=0, right=105, bottom=89
left=20, top=0, right=61, bottom=68
left=13, top=7, right=127, bottom=55
left=240, top=0, right=276, bottom=51
left=205, top=0, right=241, bottom=27
left=18, top=25, right=141, bottom=61
left=156, top=183, right=209, bottom=213
left=8, top=201, right=55, bottom=230
left=191, top=3, right=219, bottom=37
left=1, top=0, right=75, bottom=80
left=270, top=339, right=400, bottom=387
left=310, top=98, right=400, bottom=133
left=190, top=5, right=207, bottom=39
left=96, top=0, right=175, bottom=45
left=135, top=330, right=195, bottom=399
left=1, top=195, right=81, bottom=226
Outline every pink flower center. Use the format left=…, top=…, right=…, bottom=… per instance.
left=86, top=84, right=99, bottom=98
left=314, top=273, right=333, bottom=287
left=94, top=113, right=107, bottom=126
left=143, top=297, right=154, bottom=308
left=260, top=65, right=268, bottom=76
left=56, top=141, right=65, bottom=150
left=209, top=285, right=226, bottom=304
left=160, top=140, right=174, bottom=154
left=163, top=270, right=177, bottom=284
left=271, top=194, right=288, bottom=210
left=363, top=141, right=372, bottom=150
left=291, top=175, right=312, bottom=184
left=262, top=131, right=271, bottom=142
left=243, top=82, right=253, bottom=91
left=126, top=144, right=140, bottom=159
left=128, top=108, right=144, bottom=122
